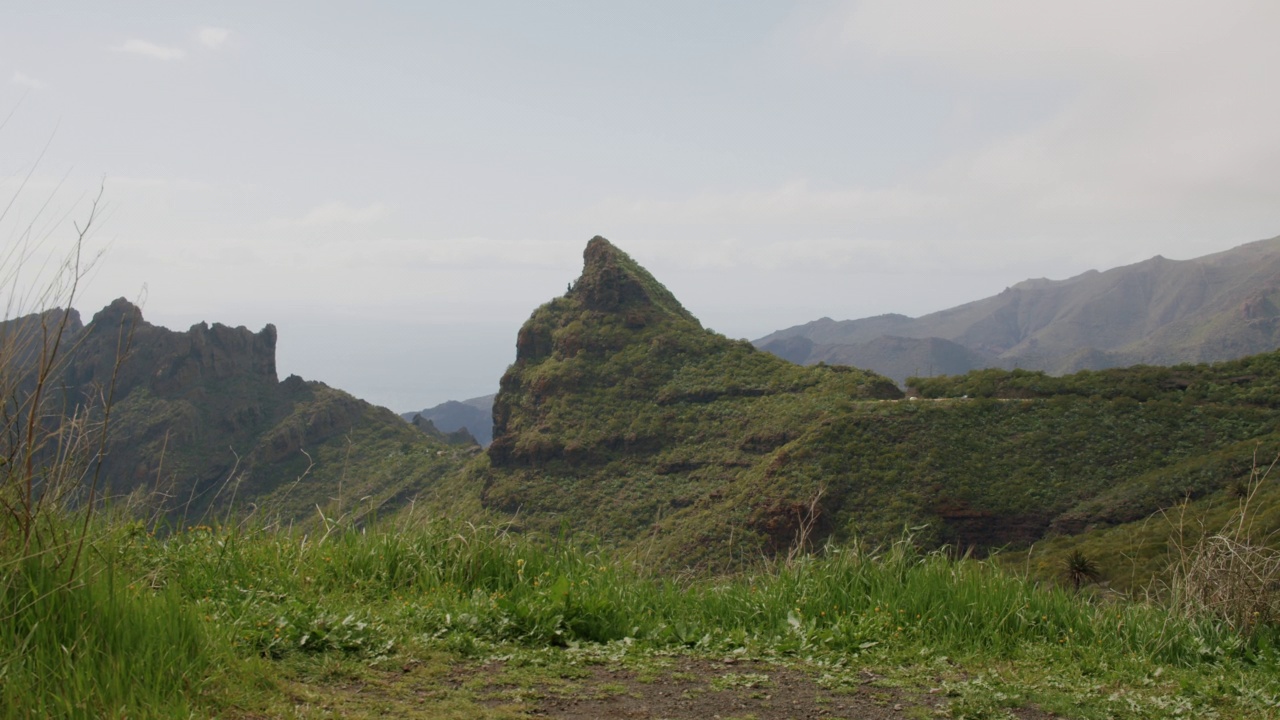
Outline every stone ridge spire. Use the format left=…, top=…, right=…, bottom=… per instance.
left=570, top=236, right=697, bottom=323
left=77, top=297, right=279, bottom=396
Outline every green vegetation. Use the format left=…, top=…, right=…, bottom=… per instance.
left=1, top=549, right=223, bottom=718
left=5, top=516, right=1280, bottom=718
left=483, top=238, right=902, bottom=567
left=476, top=237, right=1280, bottom=580
left=7, top=233, right=1280, bottom=717
left=908, top=354, right=1280, bottom=405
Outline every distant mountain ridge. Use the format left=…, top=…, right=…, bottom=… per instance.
left=2, top=299, right=470, bottom=524
left=756, top=235, right=1280, bottom=383
left=401, top=394, right=495, bottom=446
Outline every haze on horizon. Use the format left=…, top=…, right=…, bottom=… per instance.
left=4, top=1, right=1280, bottom=411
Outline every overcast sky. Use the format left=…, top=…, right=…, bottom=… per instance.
left=4, top=1, right=1280, bottom=410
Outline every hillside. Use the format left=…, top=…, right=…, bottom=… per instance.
left=473, top=237, right=901, bottom=566
left=476, top=237, right=1280, bottom=572
left=2, top=299, right=471, bottom=524
left=13, top=237, right=1280, bottom=576
left=757, top=235, right=1280, bottom=383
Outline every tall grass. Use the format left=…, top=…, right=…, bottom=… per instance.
left=2, top=508, right=1271, bottom=717
left=123, top=516, right=1256, bottom=668
left=0, top=148, right=216, bottom=718
left=0, top=555, right=216, bottom=719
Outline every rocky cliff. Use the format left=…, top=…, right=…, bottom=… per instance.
left=2, top=299, right=470, bottom=524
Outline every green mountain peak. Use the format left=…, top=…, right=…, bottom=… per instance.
left=483, top=236, right=903, bottom=566
left=570, top=236, right=696, bottom=323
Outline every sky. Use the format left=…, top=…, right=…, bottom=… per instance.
left=4, top=1, right=1280, bottom=411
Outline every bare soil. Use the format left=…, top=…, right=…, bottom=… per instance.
left=458, top=656, right=1061, bottom=720
left=262, top=652, right=1064, bottom=719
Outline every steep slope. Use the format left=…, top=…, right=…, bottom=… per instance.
left=477, top=237, right=1280, bottom=571
left=5, top=299, right=471, bottom=524
left=757, top=235, right=1280, bottom=382
left=476, top=237, right=901, bottom=565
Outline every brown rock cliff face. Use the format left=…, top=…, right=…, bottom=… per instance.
left=64, top=297, right=277, bottom=401
left=575, top=236, right=658, bottom=314
left=3, top=298, right=402, bottom=520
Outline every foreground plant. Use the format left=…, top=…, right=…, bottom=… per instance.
left=1167, top=450, right=1280, bottom=637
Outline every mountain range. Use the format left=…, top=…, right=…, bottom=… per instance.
left=471, top=237, right=1280, bottom=571
left=401, top=394, right=495, bottom=446
left=756, top=235, right=1280, bottom=384
left=13, top=235, right=1280, bottom=580
left=2, top=298, right=474, bottom=526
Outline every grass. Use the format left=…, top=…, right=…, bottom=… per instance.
left=4, top=513, right=1279, bottom=718
left=0, top=544, right=225, bottom=718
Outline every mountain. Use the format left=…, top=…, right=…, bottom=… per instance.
left=2, top=299, right=472, bottom=524
left=475, top=237, right=901, bottom=566
left=756, top=235, right=1280, bottom=383
left=14, top=235, right=1280, bottom=579
left=476, top=236, right=1280, bottom=572
left=401, top=394, right=495, bottom=446
left=408, top=413, right=481, bottom=446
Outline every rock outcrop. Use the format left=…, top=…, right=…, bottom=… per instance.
left=1, top=299, right=466, bottom=524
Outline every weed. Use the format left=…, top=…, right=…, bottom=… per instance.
left=1166, top=449, right=1280, bottom=636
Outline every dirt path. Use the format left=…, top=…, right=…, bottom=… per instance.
left=507, top=656, right=925, bottom=719
left=454, top=655, right=1060, bottom=720
left=270, top=651, right=1063, bottom=719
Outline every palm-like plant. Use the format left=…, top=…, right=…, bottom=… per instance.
left=1063, top=549, right=1101, bottom=592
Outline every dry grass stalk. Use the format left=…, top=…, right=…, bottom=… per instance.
left=1165, top=448, right=1280, bottom=636
left=785, top=484, right=825, bottom=567
left=0, top=180, right=130, bottom=577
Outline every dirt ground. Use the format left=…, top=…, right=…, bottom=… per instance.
left=457, top=656, right=1061, bottom=720
left=267, top=651, right=1064, bottom=719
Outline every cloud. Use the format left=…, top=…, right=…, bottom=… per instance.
left=572, top=181, right=948, bottom=229
left=273, top=201, right=391, bottom=227
left=197, top=26, right=229, bottom=49
left=10, top=71, right=45, bottom=90
left=111, top=39, right=186, bottom=61
left=719, top=0, right=1280, bottom=272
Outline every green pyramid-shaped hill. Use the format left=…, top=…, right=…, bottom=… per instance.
left=482, top=237, right=902, bottom=565
left=475, top=237, right=1280, bottom=575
